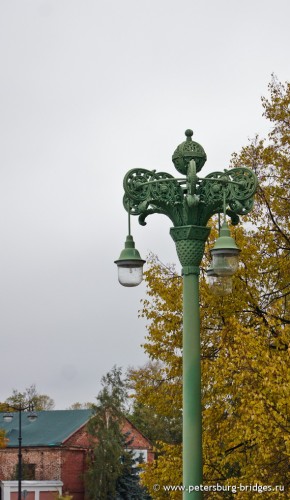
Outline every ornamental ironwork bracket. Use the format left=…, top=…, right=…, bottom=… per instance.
left=123, top=130, right=258, bottom=230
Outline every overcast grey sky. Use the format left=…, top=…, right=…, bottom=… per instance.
left=0, top=0, right=289, bottom=409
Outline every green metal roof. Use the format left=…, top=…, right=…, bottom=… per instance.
left=0, top=409, right=93, bottom=447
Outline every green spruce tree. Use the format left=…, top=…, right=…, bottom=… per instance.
left=116, top=438, right=151, bottom=499
left=85, top=366, right=151, bottom=500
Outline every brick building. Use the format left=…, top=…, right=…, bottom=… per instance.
left=0, top=410, right=153, bottom=500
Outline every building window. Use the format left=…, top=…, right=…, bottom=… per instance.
left=13, top=463, right=36, bottom=480
left=125, top=449, right=148, bottom=463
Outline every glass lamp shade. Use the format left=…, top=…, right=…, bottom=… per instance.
left=3, top=413, right=13, bottom=423
left=211, top=221, right=240, bottom=277
left=27, top=412, right=38, bottom=422
left=117, top=264, right=144, bottom=287
left=211, top=250, right=240, bottom=276
left=115, top=235, right=145, bottom=287
left=207, top=268, right=233, bottom=296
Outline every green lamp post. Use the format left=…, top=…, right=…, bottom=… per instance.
left=115, top=130, right=257, bottom=498
left=3, top=403, right=37, bottom=500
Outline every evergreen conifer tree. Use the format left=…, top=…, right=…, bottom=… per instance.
left=85, top=366, right=151, bottom=499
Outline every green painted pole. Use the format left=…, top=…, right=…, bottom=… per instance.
left=183, top=270, right=202, bottom=499
left=170, top=226, right=209, bottom=499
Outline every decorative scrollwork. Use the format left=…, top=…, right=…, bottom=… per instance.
left=229, top=196, right=255, bottom=215
left=123, top=168, right=184, bottom=226
left=149, top=172, right=183, bottom=205
left=138, top=207, right=168, bottom=226
left=198, top=172, right=231, bottom=205
left=123, top=194, right=143, bottom=216
left=122, top=140, right=257, bottom=231
left=227, top=167, right=257, bottom=200
left=123, top=166, right=257, bottom=228
left=226, top=209, right=240, bottom=226
left=196, top=166, right=257, bottom=221
left=123, top=168, right=155, bottom=202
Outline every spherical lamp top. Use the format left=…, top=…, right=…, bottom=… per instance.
left=172, top=129, right=207, bottom=175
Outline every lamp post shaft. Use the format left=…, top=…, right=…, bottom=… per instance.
left=18, top=409, right=22, bottom=500
left=170, top=224, right=209, bottom=499
left=183, top=271, right=203, bottom=499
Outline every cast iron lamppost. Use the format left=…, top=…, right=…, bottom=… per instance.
left=115, top=130, right=257, bottom=498
left=3, top=403, right=37, bottom=500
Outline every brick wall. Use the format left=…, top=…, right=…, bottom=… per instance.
left=64, top=425, right=89, bottom=448
left=64, top=419, right=154, bottom=463
left=61, top=449, right=86, bottom=500
left=0, top=447, right=85, bottom=500
left=0, top=448, right=62, bottom=481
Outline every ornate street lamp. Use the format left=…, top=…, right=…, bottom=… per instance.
left=115, top=130, right=257, bottom=498
left=3, top=403, right=38, bottom=500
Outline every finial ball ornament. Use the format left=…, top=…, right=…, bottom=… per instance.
left=172, top=129, right=207, bottom=174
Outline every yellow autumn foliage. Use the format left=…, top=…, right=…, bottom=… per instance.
left=0, top=403, right=9, bottom=448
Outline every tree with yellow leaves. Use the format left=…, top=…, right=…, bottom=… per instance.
left=0, top=403, right=9, bottom=448
left=0, top=430, right=6, bottom=449
left=130, top=76, right=290, bottom=499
